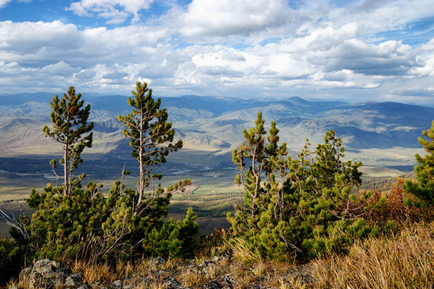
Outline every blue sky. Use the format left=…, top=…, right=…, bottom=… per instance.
left=0, top=0, right=434, bottom=104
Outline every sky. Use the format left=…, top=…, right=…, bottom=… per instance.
left=0, top=0, right=434, bottom=104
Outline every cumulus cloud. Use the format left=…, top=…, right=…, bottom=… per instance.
left=68, top=0, right=155, bottom=23
left=0, top=0, right=434, bottom=103
left=308, top=39, right=423, bottom=76
left=178, top=0, right=309, bottom=40
left=40, top=61, right=81, bottom=77
left=322, top=71, right=349, bottom=82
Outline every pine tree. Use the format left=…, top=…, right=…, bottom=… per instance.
left=42, top=87, right=94, bottom=196
left=228, top=112, right=382, bottom=261
left=118, top=82, right=183, bottom=215
left=405, top=121, right=434, bottom=206
left=21, top=81, right=199, bottom=265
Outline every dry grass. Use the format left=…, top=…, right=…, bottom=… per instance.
left=230, top=237, right=262, bottom=265
left=5, top=221, right=434, bottom=289
left=70, top=259, right=117, bottom=284
left=312, top=222, right=434, bottom=289
left=181, top=267, right=207, bottom=287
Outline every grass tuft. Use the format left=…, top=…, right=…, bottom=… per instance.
left=312, top=222, right=434, bottom=289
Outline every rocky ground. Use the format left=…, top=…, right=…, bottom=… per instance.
left=6, top=255, right=319, bottom=289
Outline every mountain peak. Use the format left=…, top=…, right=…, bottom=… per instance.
left=287, top=96, right=311, bottom=104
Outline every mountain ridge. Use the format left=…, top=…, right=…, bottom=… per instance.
left=0, top=93, right=431, bottom=168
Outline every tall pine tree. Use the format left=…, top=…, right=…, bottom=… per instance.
left=118, top=81, right=183, bottom=215
left=42, top=87, right=93, bottom=196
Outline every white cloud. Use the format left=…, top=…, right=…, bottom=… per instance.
left=40, top=61, right=81, bottom=77
left=1, top=0, right=434, bottom=103
left=0, top=0, right=12, bottom=8
left=68, top=0, right=155, bottom=23
left=0, top=0, right=31, bottom=9
left=178, top=0, right=309, bottom=41
left=307, top=39, right=422, bottom=76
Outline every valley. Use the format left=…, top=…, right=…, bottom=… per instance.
left=0, top=93, right=430, bottom=236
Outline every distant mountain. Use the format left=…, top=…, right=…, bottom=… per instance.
left=0, top=93, right=431, bottom=167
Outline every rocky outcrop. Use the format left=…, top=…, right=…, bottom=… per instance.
left=19, top=259, right=71, bottom=289
left=10, top=255, right=316, bottom=289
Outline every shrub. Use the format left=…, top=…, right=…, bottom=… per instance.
left=228, top=112, right=384, bottom=261
left=405, top=120, right=434, bottom=206
left=0, top=236, right=21, bottom=284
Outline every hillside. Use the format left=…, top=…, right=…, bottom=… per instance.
left=0, top=93, right=430, bottom=171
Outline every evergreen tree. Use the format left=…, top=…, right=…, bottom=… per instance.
left=228, top=112, right=383, bottom=261
left=21, top=81, right=198, bottom=264
left=42, top=87, right=94, bottom=196
left=405, top=121, right=434, bottom=206
left=118, top=82, right=183, bottom=215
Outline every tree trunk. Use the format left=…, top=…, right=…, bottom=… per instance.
left=137, top=109, right=144, bottom=213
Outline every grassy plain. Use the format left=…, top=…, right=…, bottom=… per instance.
left=0, top=145, right=416, bottom=238
left=0, top=170, right=242, bottom=237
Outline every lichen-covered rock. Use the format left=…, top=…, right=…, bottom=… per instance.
left=65, top=272, right=84, bottom=287
left=147, top=256, right=165, bottom=271
left=162, top=276, right=191, bottom=289
left=28, top=259, right=70, bottom=289
left=220, top=274, right=234, bottom=289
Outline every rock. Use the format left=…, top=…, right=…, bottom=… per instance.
left=65, top=272, right=84, bottom=287
left=162, top=276, right=191, bottom=289
left=123, top=273, right=144, bottom=288
left=77, top=285, right=92, bottom=289
left=90, top=281, right=103, bottom=289
left=28, top=259, right=70, bottom=289
left=147, top=256, right=165, bottom=270
left=110, top=280, right=123, bottom=289
left=203, top=280, right=224, bottom=289
left=162, top=276, right=181, bottom=289
left=220, top=274, right=234, bottom=289
left=8, top=286, right=18, bottom=289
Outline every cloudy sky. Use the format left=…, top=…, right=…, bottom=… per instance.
left=0, top=0, right=434, bottom=103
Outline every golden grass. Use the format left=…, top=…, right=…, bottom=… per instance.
left=230, top=237, right=262, bottom=265
left=70, top=259, right=117, bottom=284
left=181, top=267, right=207, bottom=287
left=312, top=222, right=434, bottom=289
left=5, top=221, right=434, bottom=289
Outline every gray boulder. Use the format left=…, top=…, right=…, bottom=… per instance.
left=27, top=259, right=70, bottom=289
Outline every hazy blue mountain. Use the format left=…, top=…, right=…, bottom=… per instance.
left=0, top=93, right=432, bottom=169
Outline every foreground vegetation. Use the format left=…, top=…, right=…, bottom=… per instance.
left=4, top=220, right=434, bottom=289
left=2, top=81, right=434, bottom=288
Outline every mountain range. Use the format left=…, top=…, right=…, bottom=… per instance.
left=0, top=92, right=431, bottom=170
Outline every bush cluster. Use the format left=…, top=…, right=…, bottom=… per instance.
left=228, top=113, right=384, bottom=261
